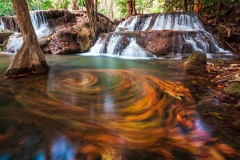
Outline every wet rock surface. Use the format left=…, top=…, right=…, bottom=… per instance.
left=187, top=60, right=240, bottom=150
left=224, top=81, right=240, bottom=97
left=184, top=51, right=207, bottom=75
left=43, top=10, right=115, bottom=55
left=90, top=12, right=228, bottom=57
left=1, top=10, right=116, bottom=54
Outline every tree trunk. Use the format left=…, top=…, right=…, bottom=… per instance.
left=5, top=0, right=49, bottom=77
left=181, top=0, right=188, bottom=12
left=214, top=0, right=220, bottom=25
left=125, top=0, right=137, bottom=19
left=71, top=0, right=79, bottom=10
left=84, top=0, right=97, bottom=40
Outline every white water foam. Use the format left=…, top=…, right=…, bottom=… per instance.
left=30, top=11, right=52, bottom=38
left=0, top=19, right=4, bottom=30
left=4, top=11, right=53, bottom=53
left=89, top=13, right=231, bottom=58
left=121, top=38, right=156, bottom=57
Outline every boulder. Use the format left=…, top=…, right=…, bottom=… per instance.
left=45, top=27, right=81, bottom=55
left=224, top=81, right=240, bottom=97
left=5, top=34, right=51, bottom=53
left=56, top=29, right=77, bottom=42
left=184, top=51, right=207, bottom=75
left=43, top=10, right=116, bottom=54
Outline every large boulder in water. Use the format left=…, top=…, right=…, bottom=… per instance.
left=224, top=81, right=240, bottom=98
left=184, top=51, right=207, bottom=75
left=46, top=28, right=81, bottom=55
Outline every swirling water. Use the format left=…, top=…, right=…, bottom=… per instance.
left=0, top=54, right=238, bottom=160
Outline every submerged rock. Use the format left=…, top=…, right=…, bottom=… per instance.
left=184, top=51, right=207, bottom=75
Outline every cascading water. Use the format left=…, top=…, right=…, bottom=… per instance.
left=0, top=19, right=5, bottom=30
left=30, top=11, right=52, bottom=38
left=90, top=12, right=230, bottom=58
left=4, top=11, right=53, bottom=53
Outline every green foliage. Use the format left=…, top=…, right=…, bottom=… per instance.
left=99, top=9, right=106, bottom=15
left=60, top=0, right=70, bottom=9
left=113, top=0, right=165, bottom=18
left=28, top=0, right=53, bottom=10
left=114, top=0, right=128, bottom=17
left=162, top=0, right=181, bottom=12
left=76, top=0, right=85, bottom=7
left=0, top=0, right=14, bottom=16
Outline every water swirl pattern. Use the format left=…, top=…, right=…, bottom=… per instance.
left=0, top=66, right=237, bottom=159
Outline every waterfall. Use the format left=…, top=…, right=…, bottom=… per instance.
left=121, top=38, right=155, bottom=57
left=0, top=19, right=5, bottom=30
left=4, top=11, right=53, bottom=53
left=29, top=11, right=52, bottom=38
left=1, top=11, right=52, bottom=37
left=89, top=12, right=230, bottom=58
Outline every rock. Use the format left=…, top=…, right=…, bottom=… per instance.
left=56, top=29, right=77, bottom=42
left=38, top=37, right=51, bottom=48
left=184, top=51, right=207, bottom=75
left=224, top=81, right=240, bottom=97
left=76, top=21, right=93, bottom=52
left=5, top=34, right=51, bottom=53
left=0, top=29, right=14, bottom=44
left=2, top=10, right=116, bottom=54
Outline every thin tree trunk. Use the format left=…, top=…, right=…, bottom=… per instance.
left=125, top=0, right=137, bottom=19
left=84, top=0, right=97, bottom=40
left=5, top=0, right=49, bottom=77
left=184, top=0, right=188, bottom=12
left=214, top=0, right=220, bottom=25
left=71, top=0, right=79, bottom=10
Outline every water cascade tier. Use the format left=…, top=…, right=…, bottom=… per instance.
left=1, top=10, right=74, bottom=52
left=90, top=12, right=230, bottom=58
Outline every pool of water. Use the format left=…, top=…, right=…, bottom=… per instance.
left=0, top=54, right=239, bottom=160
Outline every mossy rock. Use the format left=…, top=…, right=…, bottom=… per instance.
left=0, top=29, right=14, bottom=44
left=1, top=38, right=9, bottom=51
left=224, top=81, right=240, bottom=97
left=184, top=51, right=207, bottom=75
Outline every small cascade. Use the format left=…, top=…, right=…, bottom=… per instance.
left=90, top=12, right=230, bottom=58
left=1, top=11, right=52, bottom=38
left=30, top=11, right=52, bottom=38
left=121, top=38, right=155, bottom=57
left=0, top=19, right=5, bottom=30
left=115, top=13, right=204, bottom=32
left=90, top=33, right=155, bottom=57
left=3, top=11, right=53, bottom=53
left=0, top=16, right=19, bottom=32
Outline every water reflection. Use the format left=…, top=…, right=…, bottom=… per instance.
left=0, top=66, right=239, bottom=159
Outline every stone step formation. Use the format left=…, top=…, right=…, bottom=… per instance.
left=90, top=12, right=231, bottom=58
